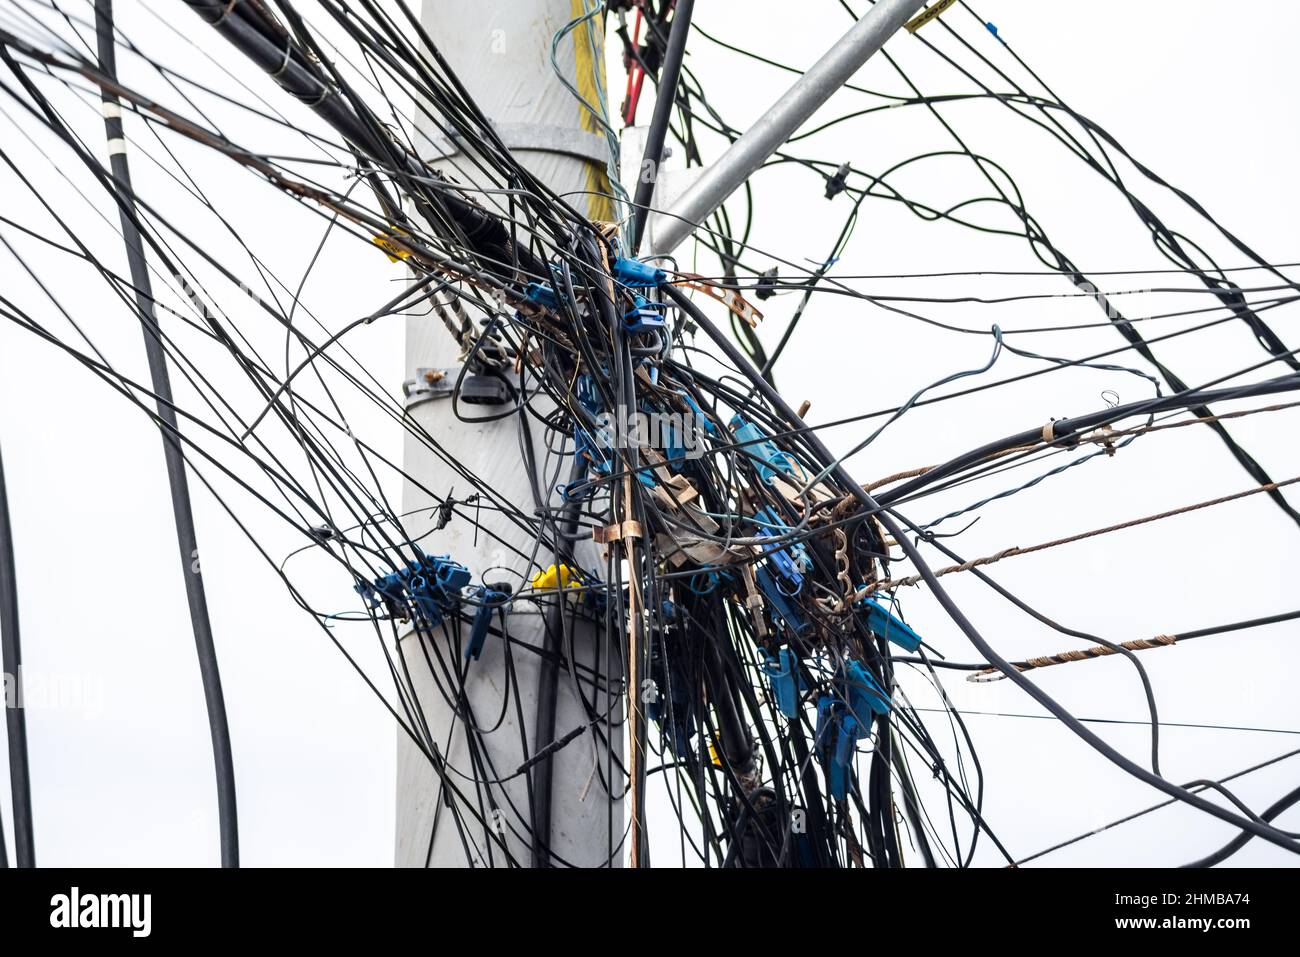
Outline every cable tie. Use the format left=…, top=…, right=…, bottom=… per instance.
left=270, top=39, right=293, bottom=78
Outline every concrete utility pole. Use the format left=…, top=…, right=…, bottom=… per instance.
left=396, top=0, right=622, bottom=868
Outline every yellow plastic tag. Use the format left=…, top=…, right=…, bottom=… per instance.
left=905, top=0, right=957, bottom=34
left=372, top=232, right=412, bottom=263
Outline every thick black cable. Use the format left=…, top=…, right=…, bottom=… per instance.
left=0, top=442, right=34, bottom=867
left=94, top=0, right=238, bottom=867
left=630, top=0, right=693, bottom=255
left=1181, top=785, right=1300, bottom=868
left=530, top=455, right=586, bottom=867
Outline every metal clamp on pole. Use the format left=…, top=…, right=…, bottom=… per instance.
left=403, top=367, right=512, bottom=411
left=402, top=368, right=457, bottom=410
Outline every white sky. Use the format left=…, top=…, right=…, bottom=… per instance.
left=0, top=0, right=1297, bottom=866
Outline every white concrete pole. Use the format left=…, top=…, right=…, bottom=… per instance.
left=396, top=0, right=622, bottom=868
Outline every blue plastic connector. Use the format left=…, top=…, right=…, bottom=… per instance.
left=576, top=373, right=602, bottom=416
left=356, top=552, right=470, bottom=627
left=573, top=426, right=656, bottom=491
left=466, top=584, right=510, bottom=660
left=524, top=281, right=559, bottom=311
left=765, top=545, right=802, bottom=592
left=412, top=554, right=471, bottom=625
left=663, top=422, right=686, bottom=466
left=612, top=256, right=666, bottom=288
left=815, top=694, right=835, bottom=744
left=753, top=507, right=808, bottom=594
left=730, top=415, right=798, bottom=485
left=844, top=659, right=891, bottom=719
left=762, top=646, right=803, bottom=718
left=431, top=555, right=472, bottom=594
left=814, top=695, right=857, bottom=800
left=861, top=597, right=923, bottom=653
left=829, top=714, right=859, bottom=800
left=575, top=426, right=613, bottom=474
left=755, top=565, right=811, bottom=637
left=623, top=294, right=666, bottom=331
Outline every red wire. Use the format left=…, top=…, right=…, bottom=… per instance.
left=622, top=7, right=645, bottom=126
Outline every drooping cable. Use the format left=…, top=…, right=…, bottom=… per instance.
left=93, top=0, right=238, bottom=868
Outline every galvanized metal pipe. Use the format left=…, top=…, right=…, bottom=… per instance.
left=650, top=0, right=925, bottom=255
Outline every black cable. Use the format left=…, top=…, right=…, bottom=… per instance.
left=892, top=732, right=934, bottom=868
left=631, top=0, right=693, bottom=255
left=0, top=442, right=34, bottom=867
left=94, top=0, right=238, bottom=868
left=1181, top=784, right=1300, bottom=868
left=530, top=456, right=586, bottom=867
left=875, top=374, right=1300, bottom=510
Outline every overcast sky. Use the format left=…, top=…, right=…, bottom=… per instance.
left=1, top=0, right=1297, bottom=866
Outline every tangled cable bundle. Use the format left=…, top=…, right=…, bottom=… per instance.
left=0, top=0, right=1298, bottom=869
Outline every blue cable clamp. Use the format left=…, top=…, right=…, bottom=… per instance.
left=765, top=546, right=802, bottom=593
left=612, top=256, right=666, bottom=287
left=755, top=565, right=811, bottom=637
left=465, top=584, right=510, bottom=660
left=576, top=373, right=603, bottom=416
left=574, top=426, right=613, bottom=475
left=637, top=360, right=661, bottom=388
left=407, top=570, right=441, bottom=623
left=844, top=659, right=891, bottom=719
left=815, top=694, right=835, bottom=745
left=429, top=554, right=472, bottom=594
left=861, top=597, right=923, bottom=652
left=753, top=507, right=807, bottom=593
left=354, top=579, right=379, bottom=608
left=524, top=281, right=559, bottom=311
left=664, top=423, right=686, bottom=466
left=574, top=425, right=655, bottom=488
left=829, top=714, right=859, bottom=800
left=391, top=553, right=471, bottom=626
left=761, top=646, right=804, bottom=718
left=730, top=415, right=798, bottom=485
left=416, top=555, right=470, bottom=617
left=364, top=569, right=408, bottom=618
left=623, top=294, right=666, bottom=331
left=814, top=695, right=857, bottom=800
